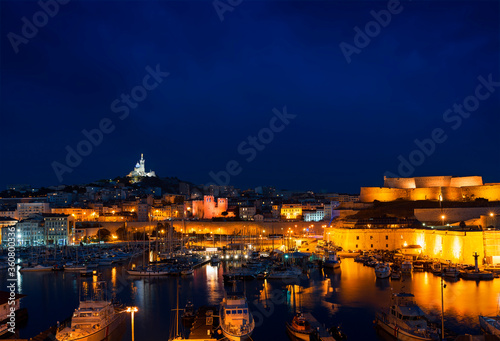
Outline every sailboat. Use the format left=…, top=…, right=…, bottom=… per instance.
left=127, top=222, right=169, bottom=276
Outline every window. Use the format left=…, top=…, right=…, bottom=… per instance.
left=356, top=236, right=359, bottom=240
left=385, top=236, right=388, bottom=240
left=238, top=310, right=242, bottom=314
left=370, top=244, right=373, bottom=248
left=227, top=310, right=231, bottom=315
left=355, top=244, right=358, bottom=248
left=386, top=244, right=388, bottom=248
left=370, top=236, right=373, bottom=240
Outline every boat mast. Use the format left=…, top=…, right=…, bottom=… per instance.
left=176, top=278, right=180, bottom=337
left=441, top=276, right=445, bottom=340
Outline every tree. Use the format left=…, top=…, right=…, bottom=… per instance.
left=97, top=228, right=111, bottom=242
left=116, top=226, right=127, bottom=240
left=459, top=221, right=466, bottom=229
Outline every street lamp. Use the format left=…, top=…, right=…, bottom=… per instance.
left=441, top=215, right=445, bottom=226
left=126, top=306, right=139, bottom=341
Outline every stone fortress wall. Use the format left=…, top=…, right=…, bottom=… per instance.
left=360, top=175, right=500, bottom=202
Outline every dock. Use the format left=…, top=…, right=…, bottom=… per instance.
left=188, top=305, right=219, bottom=340
left=302, top=312, right=336, bottom=341
left=193, top=258, right=211, bottom=269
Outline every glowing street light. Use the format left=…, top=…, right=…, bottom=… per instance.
left=441, top=215, right=445, bottom=226
left=126, top=306, right=139, bottom=341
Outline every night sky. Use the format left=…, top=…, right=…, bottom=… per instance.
left=1, top=0, right=499, bottom=193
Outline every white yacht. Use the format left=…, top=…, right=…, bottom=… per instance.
left=375, top=263, right=391, bottom=279
left=55, top=300, right=126, bottom=341
left=375, top=292, right=440, bottom=341
left=220, top=292, right=255, bottom=341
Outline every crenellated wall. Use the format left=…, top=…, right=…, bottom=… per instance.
left=450, top=176, right=483, bottom=187
left=384, top=177, right=416, bottom=189
left=414, top=176, right=452, bottom=188
left=360, top=176, right=497, bottom=202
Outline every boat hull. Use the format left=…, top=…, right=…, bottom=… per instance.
left=460, top=271, right=494, bottom=280
left=56, top=310, right=126, bottom=341
left=285, top=322, right=317, bottom=341
left=375, top=314, right=436, bottom=341
left=479, top=315, right=500, bottom=336
left=126, top=269, right=169, bottom=276
left=20, top=266, right=52, bottom=272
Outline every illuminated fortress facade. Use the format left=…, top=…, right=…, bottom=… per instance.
left=360, top=175, right=500, bottom=202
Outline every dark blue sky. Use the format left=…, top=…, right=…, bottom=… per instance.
left=1, top=0, right=499, bottom=193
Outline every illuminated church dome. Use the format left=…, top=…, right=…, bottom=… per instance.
left=127, top=154, right=156, bottom=179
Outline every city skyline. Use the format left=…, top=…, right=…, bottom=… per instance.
left=1, top=1, right=499, bottom=193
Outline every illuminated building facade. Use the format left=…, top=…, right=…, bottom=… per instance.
left=281, top=204, right=302, bottom=220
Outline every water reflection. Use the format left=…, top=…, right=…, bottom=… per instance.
left=3, top=258, right=500, bottom=340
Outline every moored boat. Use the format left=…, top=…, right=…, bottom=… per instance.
left=285, top=312, right=318, bottom=341
left=323, top=250, right=341, bottom=269
left=181, top=269, right=194, bottom=276
left=484, top=264, right=500, bottom=274
left=375, top=263, right=391, bottom=279
left=64, top=263, right=87, bottom=272
left=374, top=292, right=440, bottom=341
left=443, top=264, right=460, bottom=278
left=391, top=271, right=401, bottom=280
left=127, top=266, right=170, bottom=276
left=401, top=260, right=412, bottom=274
left=55, top=282, right=126, bottom=341
left=19, top=264, right=52, bottom=272
left=479, top=315, right=500, bottom=336
left=220, top=291, right=254, bottom=341
left=431, top=262, right=442, bottom=275
left=460, top=252, right=494, bottom=280
left=210, top=255, right=221, bottom=266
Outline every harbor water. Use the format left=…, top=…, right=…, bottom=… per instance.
left=3, top=258, right=499, bottom=340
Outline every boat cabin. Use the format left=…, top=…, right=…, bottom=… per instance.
left=291, top=313, right=311, bottom=331
left=390, top=293, right=425, bottom=321
left=70, top=301, right=113, bottom=330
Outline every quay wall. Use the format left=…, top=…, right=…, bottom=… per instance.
left=328, top=227, right=486, bottom=265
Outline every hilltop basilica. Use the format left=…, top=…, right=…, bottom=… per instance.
left=127, top=154, right=156, bottom=180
